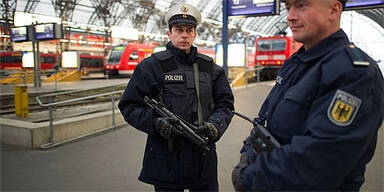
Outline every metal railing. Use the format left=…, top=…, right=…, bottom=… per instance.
left=36, top=87, right=125, bottom=149
left=230, top=66, right=264, bottom=88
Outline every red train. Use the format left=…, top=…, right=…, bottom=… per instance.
left=105, top=43, right=155, bottom=78
left=0, top=51, right=105, bottom=74
left=0, top=52, right=23, bottom=70
left=198, top=48, right=215, bottom=59
left=255, top=36, right=301, bottom=80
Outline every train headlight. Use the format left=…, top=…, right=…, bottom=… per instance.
left=277, top=61, right=281, bottom=64
left=116, top=65, right=120, bottom=69
left=106, top=65, right=110, bottom=69
left=261, top=61, right=265, bottom=65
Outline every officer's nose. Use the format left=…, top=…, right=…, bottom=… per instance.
left=286, top=8, right=298, bottom=24
left=181, top=31, right=188, bottom=38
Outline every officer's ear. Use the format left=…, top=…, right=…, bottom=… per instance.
left=167, top=30, right=172, bottom=42
left=167, top=25, right=175, bottom=35
left=329, top=0, right=343, bottom=20
left=194, top=27, right=197, bottom=33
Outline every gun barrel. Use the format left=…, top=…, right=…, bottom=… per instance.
left=233, top=111, right=255, bottom=124
left=233, top=111, right=281, bottom=152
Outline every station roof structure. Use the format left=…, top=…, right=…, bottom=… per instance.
left=2, top=0, right=384, bottom=46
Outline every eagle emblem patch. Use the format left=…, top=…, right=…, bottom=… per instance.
left=181, top=6, right=188, bottom=13
left=327, top=90, right=362, bottom=126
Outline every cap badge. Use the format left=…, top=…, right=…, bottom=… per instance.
left=182, top=14, right=187, bottom=18
left=181, top=6, right=189, bottom=13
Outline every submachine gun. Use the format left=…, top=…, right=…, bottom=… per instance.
left=143, top=96, right=210, bottom=151
left=233, top=111, right=281, bottom=153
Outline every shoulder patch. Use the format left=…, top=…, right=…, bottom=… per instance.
left=345, top=44, right=370, bottom=66
left=153, top=50, right=173, bottom=61
left=327, top=90, right=362, bottom=127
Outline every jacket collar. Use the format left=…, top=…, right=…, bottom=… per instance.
left=166, top=42, right=197, bottom=64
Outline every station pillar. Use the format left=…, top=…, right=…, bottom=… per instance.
left=14, top=86, right=29, bottom=118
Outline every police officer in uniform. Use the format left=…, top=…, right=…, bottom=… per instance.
left=232, top=0, right=384, bottom=191
left=118, top=3, right=234, bottom=191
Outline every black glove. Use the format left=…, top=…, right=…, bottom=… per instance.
left=155, top=117, right=177, bottom=139
left=232, top=152, right=256, bottom=191
left=196, top=121, right=219, bottom=141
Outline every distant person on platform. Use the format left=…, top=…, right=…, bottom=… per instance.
left=232, top=0, right=384, bottom=191
left=118, top=3, right=234, bottom=192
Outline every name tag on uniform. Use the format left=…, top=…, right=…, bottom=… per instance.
left=163, top=73, right=184, bottom=83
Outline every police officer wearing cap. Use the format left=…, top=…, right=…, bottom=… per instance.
left=118, top=3, right=234, bottom=191
left=232, top=0, right=384, bottom=191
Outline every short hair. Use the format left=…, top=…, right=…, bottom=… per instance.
left=338, top=0, right=349, bottom=9
left=282, top=0, right=349, bottom=9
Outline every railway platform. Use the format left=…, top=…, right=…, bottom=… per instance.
left=1, top=78, right=383, bottom=191
left=0, top=76, right=130, bottom=149
left=0, top=74, right=124, bottom=96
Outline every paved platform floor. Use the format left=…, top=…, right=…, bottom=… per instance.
left=1, top=81, right=383, bottom=191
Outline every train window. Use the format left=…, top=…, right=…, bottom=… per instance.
left=1, top=55, right=22, bottom=63
left=257, top=39, right=287, bottom=51
left=95, top=58, right=103, bottom=67
left=91, top=58, right=102, bottom=67
left=257, top=40, right=271, bottom=51
left=129, top=51, right=138, bottom=60
left=41, top=56, right=55, bottom=63
left=108, top=50, right=124, bottom=63
left=271, top=39, right=287, bottom=51
left=80, top=57, right=103, bottom=68
left=80, top=57, right=90, bottom=67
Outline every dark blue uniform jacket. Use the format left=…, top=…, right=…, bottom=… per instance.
left=240, top=30, right=384, bottom=191
left=118, top=42, right=234, bottom=188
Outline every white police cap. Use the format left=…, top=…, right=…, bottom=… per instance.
left=165, top=3, right=202, bottom=28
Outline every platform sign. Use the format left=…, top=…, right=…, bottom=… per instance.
left=228, top=0, right=280, bottom=17
left=34, top=24, right=54, bottom=39
left=345, top=0, right=384, bottom=10
left=62, top=51, right=79, bottom=68
left=10, top=26, right=32, bottom=42
left=34, top=23, right=63, bottom=40
left=22, top=52, right=35, bottom=68
left=216, top=44, right=246, bottom=67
